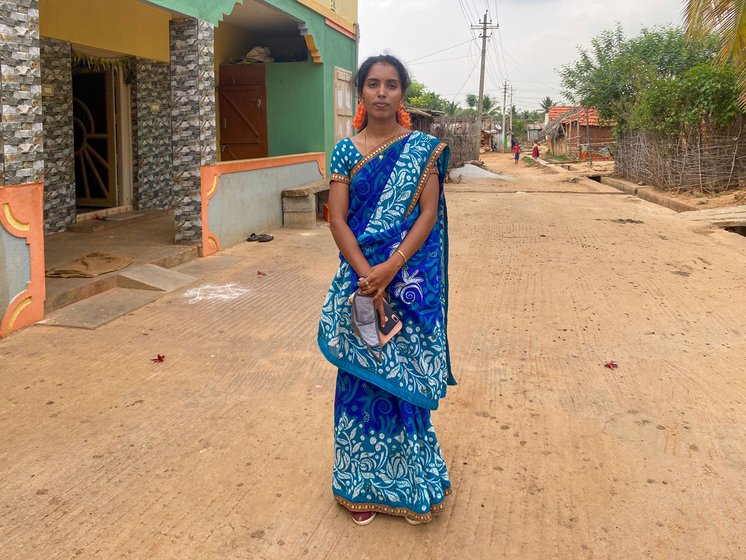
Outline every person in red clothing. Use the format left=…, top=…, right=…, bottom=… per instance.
left=532, top=141, right=540, bottom=159
left=513, top=142, right=521, bottom=164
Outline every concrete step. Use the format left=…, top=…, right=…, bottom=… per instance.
left=116, top=264, right=196, bottom=292
left=39, top=288, right=161, bottom=330
left=44, top=246, right=198, bottom=313
left=67, top=210, right=169, bottom=233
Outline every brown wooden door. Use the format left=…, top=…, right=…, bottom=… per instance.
left=218, top=65, right=268, bottom=160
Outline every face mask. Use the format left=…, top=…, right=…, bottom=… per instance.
left=348, top=289, right=402, bottom=362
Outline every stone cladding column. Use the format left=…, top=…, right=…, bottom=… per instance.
left=169, top=18, right=216, bottom=245
left=131, top=58, right=173, bottom=210
left=0, top=0, right=44, bottom=186
left=40, top=37, right=74, bottom=232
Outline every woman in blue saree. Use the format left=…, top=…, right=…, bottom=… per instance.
left=318, top=55, right=456, bottom=525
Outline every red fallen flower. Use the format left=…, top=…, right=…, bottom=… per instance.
left=604, top=360, right=618, bottom=369
left=257, top=271, right=267, bottom=277
left=151, top=354, right=166, bottom=363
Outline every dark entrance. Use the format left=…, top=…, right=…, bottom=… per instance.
left=72, top=69, right=117, bottom=209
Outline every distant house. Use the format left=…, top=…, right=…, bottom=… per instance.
left=406, top=107, right=444, bottom=136
left=543, top=106, right=614, bottom=159
left=526, top=123, right=543, bottom=142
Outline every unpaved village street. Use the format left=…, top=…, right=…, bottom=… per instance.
left=2, top=153, right=746, bottom=559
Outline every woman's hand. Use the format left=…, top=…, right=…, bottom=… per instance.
left=357, top=259, right=399, bottom=326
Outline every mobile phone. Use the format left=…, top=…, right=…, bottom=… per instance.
left=377, top=299, right=402, bottom=336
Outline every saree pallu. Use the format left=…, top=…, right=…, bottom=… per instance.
left=318, top=130, right=455, bottom=521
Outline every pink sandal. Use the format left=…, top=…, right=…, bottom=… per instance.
left=351, top=511, right=376, bottom=526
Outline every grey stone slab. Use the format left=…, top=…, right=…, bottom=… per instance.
left=116, top=264, right=195, bottom=292
left=171, top=255, right=242, bottom=278
left=38, top=288, right=160, bottom=330
left=283, top=193, right=315, bottom=212
left=283, top=211, right=317, bottom=229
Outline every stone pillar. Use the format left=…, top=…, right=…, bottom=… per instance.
left=0, top=0, right=44, bottom=186
left=131, top=58, right=173, bottom=211
left=169, top=18, right=216, bottom=245
left=40, top=37, right=75, bottom=233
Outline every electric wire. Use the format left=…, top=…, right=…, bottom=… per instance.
left=405, top=39, right=476, bottom=64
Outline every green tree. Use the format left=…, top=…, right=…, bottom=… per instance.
left=559, top=25, right=718, bottom=128
left=684, top=0, right=746, bottom=109
left=630, top=63, right=741, bottom=134
left=405, top=80, right=447, bottom=111
left=540, top=96, right=555, bottom=112
left=443, top=100, right=462, bottom=116
left=464, top=93, right=500, bottom=115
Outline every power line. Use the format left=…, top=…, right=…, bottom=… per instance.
left=405, top=39, right=475, bottom=64
left=449, top=54, right=482, bottom=102
left=457, top=0, right=478, bottom=40
left=408, top=54, right=475, bottom=67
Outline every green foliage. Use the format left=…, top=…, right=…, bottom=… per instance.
left=512, top=109, right=545, bottom=140
left=630, top=63, right=742, bottom=134
left=540, top=96, right=555, bottom=112
left=684, top=0, right=746, bottom=110
left=465, top=93, right=500, bottom=115
left=405, top=80, right=449, bottom=111
left=559, top=25, right=723, bottom=131
left=443, top=100, right=463, bottom=116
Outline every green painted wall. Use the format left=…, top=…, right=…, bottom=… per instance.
left=263, top=0, right=356, bottom=170
left=266, top=62, right=325, bottom=157
left=320, top=21, right=356, bottom=169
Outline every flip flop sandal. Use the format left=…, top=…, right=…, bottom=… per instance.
left=247, top=233, right=274, bottom=242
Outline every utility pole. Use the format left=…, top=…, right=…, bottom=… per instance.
left=471, top=12, right=499, bottom=158
left=586, top=107, right=593, bottom=168
left=502, top=80, right=508, bottom=150
left=509, top=85, right=514, bottom=143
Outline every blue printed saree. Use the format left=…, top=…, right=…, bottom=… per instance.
left=318, top=130, right=455, bottom=522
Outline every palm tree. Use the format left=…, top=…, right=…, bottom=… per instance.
left=540, top=96, right=555, bottom=112
left=444, top=100, right=462, bottom=116
left=465, top=93, right=501, bottom=115
left=684, top=0, right=746, bottom=109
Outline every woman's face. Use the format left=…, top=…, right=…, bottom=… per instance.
left=360, top=62, right=404, bottom=123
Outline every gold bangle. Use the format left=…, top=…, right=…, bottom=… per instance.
left=395, top=249, right=407, bottom=265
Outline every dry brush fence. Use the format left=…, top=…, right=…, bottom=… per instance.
left=431, top=117, right=479, bottom=167
left=616, top=117, right=746, bottom=192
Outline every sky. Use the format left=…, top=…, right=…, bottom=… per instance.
left=357, top=0, right=686, bottom=111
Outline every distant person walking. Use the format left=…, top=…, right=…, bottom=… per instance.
left=513, top=142, right=521, bottom=164
left=318, top=54, right=456, bottom=526
left=532, top=141, right=540, bottom=160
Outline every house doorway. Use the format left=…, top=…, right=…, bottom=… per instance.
left=218, top=64, right=268, bottom=160
left=72, top=61, right=133, bottom=214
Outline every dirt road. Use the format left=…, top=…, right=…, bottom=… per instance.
left=2, top=152, right=745, bottom=559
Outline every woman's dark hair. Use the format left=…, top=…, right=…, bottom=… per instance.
left=354, top=55, right=410, bottom=94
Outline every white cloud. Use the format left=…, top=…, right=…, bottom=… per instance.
left=357, top=0, right=683, bottom=110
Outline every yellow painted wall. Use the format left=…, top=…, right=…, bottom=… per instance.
left=215, top=20, right=257, bottom=72
left=39, top=0, right=171, bottom=61
left=330, top=0, right=358, bottom=24
left=296, top=0, right=357, bottom=29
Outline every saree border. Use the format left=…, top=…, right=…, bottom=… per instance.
left=350, top=132, right=412, bottom=179
left=334, top=487, right=452, bottom=522
left=405, top=141, right=448, bottom=218
left=330, top=172, right=350, bottom=185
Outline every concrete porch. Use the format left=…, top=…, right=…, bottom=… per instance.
left=43, top=211, right=198, bottom=313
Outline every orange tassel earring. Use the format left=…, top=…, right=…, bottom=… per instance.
left=397, top=103, right=412, bottom=129
left=353, top=101, right=367, bottom=131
